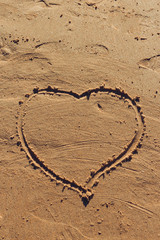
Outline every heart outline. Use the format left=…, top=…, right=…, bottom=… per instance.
left=17, top=86, right=145, bottom=205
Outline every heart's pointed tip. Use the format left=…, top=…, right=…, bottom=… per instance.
left=81, top=189, right=94, bottom=206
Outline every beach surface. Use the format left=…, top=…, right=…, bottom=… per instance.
left=0, top=0, right=160, bottom=239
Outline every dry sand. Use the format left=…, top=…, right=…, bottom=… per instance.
left=0, top=0, right=160, bottom=239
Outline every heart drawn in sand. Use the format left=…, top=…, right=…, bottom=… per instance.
left=17, top=86, right=145, bottom=205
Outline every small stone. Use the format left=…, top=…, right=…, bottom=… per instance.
left=19, top=100, right=23, bottom=105
left=97, top=219, right=103, bottom=224
left=17, top=141, right=21, bottom=146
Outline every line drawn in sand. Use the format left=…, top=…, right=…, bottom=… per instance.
left=38, top=0, right=61, bottom=7
left=17, top=86, right=146, bottom=206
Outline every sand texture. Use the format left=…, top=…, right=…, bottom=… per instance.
left=0, top=0, right=160, bottom=239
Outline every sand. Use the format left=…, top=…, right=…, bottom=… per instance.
left=0, top=0, right=160, bottom=239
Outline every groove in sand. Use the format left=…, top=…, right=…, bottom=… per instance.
left=17, top=86, right=145, bottom=205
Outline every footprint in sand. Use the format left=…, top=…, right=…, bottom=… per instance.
left=138, top=55, right=160, bottom=73
left=85, top=44, right=109, bottom=55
